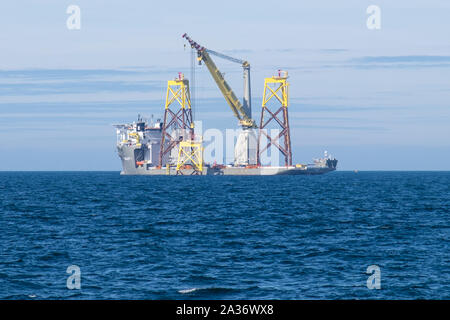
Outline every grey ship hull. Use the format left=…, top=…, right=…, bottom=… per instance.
left=118, top=145, right=336, bottom=176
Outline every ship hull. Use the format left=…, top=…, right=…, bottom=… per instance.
left=120, top=167, right=335, bottom=176
left=116, top=119, right=337, bottom=176
left=119, top=158, right=336, bottom=176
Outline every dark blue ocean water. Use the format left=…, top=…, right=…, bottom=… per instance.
left=0, top=171, right=449, bottom=299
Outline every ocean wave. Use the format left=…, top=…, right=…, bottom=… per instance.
left=177, top=287, right=238, bottom=295
left=178, top=288, right=198, bottom=294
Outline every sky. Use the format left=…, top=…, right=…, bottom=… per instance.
left=0, top=0, right=449, bottom=170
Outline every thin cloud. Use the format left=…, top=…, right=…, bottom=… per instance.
left=319, top=49, right=349, bottom=53
left=0, top=68, right=140, bottom=80
left=222, top=49, right=253, bottom=54
left=292, top=124, right=385, bottom=131
left=0, top=80, right=164, bottom=96
left=339, top=55, right=450, bottom=70
left=352, top=55, right=450, bottom=63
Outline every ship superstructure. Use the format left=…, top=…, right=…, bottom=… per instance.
left=114, top=115, right=167, bottom=174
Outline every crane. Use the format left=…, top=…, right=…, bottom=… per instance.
left=182, top=33, right=257, bottom=129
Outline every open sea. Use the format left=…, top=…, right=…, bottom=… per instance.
left=0, top=171, right=449, bottom=299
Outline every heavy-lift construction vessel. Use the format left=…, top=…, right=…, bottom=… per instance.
left=114, top=34, right=337, bottom=175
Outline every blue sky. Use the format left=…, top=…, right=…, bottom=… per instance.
left=0, top=1, right=449, bottom=170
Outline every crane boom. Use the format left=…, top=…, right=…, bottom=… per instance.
left=206, top=49, right=245, bottom=65
left=182, top=33, right=256, bottom=129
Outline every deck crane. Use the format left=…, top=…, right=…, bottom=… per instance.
left=182, top=33, right=258, bottom=165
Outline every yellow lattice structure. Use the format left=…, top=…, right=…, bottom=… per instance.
left=257, top=70, right=292, bottom=166
left=159, top=73, right=194, bottom=166
left=262, top=74, right=289, bottom=108
left=175, top=139, right=203, bottom=175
